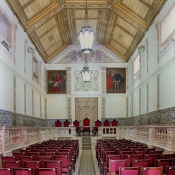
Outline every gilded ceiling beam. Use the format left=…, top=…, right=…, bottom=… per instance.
left=116, top=23, right=135, bottom=38
left=105, top=44, right=127, bottom=62
left=46, top=44, right=69, bottom=62
left=111, top=4, right=147, bottom=32
left=26, top=3, right=59, bottom=29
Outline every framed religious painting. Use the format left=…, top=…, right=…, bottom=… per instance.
left=106, top=68, right=126, bottom=93
left=47, top=70, right=66, bottom=94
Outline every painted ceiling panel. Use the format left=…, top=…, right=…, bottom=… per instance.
left=6, top=0, right=167, bottom=63
left=35, top=17, right=56, bottom=38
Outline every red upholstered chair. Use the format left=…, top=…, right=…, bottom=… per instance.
left=36, top=168, right=58, bottom=175
left=132, top=159, right=150, bottom=167
left=103, top=155, right=121, bottom=175
left=119, top=151, right=132, bottom=159
left=82, top=118, right=90, bottom=135
left=13, top=152, right=28, bottom=160
left=2, top=156, right=16, bottom=162
left=141, top=167, right=163, bottom=175
left=144, top=154, right=159, bottom=166
left=20, top=156, right=34, bottom=167
left=37, top=156, right=52, bottom=168
left=155, top=159, right=172, bottom=174
left=108, top=159, right=127, bottom=175
left=64, top=120, right=70, bottom=127
left=53, top=155, right=72, bottom=175
left=24, top=161, right=42, bottom=175
left=103, top=120, right=110, bottom=134
left=2, top=161, right=21, bottom=168
left=166, top=166, right=175, bottom=175
left=93, top=120, right=101, bottom=134
left=111, top=120, right=118, bottom=126
left=160, top=154, right=175, bottom=159
left=103, top=120, right=110, bottom=126
left=44, top=152, right=56, bottom=156
left=64, top=120, right=71, bottom=134
left=135, top=150, right=147, bottom=159
left=126, top=154, right=141, bottom=167
left=73, top=120, right=81, bottom=134
left=55, top=120, right=62, bottom=127
left=111, top=119, right=118, bottom=134
left=28, top=152, right=41, bottom=161
left=44, top=160, right=62, bottom=175
left=119, top=167, right=140, bottom=175
left=13, top=168, right=34, bottom=175
left=0, top=168, right=13, bottom=175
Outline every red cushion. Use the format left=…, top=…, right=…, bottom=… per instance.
left=111, top=121, right=118, bottom=126
left=64, top=121, right=70, bottom=127
left=103, top=121, right=110, bottom=126
left=55, top=121, right=61, bottom=127
left=83, top=119, right=90, bottom=126
left=95, top=121, right=101, bottom=127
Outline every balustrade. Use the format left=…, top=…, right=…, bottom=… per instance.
left=0, top=125, right=174, bottom=155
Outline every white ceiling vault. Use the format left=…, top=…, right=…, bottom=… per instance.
left=6, top=0, right=167, bottom=63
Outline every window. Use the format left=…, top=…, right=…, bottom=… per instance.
left=0, top=7, right=12, bottom=52
left=133, top=54, right=140, bottom=80
left=161, top=6, right=175, bottom=43
left=32, top=56, right=40, bottom=83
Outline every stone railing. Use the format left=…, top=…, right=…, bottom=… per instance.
left=0, top=125, right=175, bottom=155
left=0, top=127, right=55, bottom=155
left=117, top=125, right=175, bottom=153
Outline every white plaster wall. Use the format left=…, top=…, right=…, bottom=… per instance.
left=26, top=86, right=32, bottom=116
left=133, top=90, right=139, bottom=116
left=0, top=65, right=13, bottom=111
left=140, top=48, right=147, bottom=82
left=15, top=26, right=25, bottom=77
left=47, top=97, right=67, bottom=119
left=148, top=77, right=157, bottom=112
left=34, top=91, right=40, bottom=118
left=128, top=95, right=132, bottom=117
left=106, top=95, right=126, bottom=118
left=141, top=85, right=147, bottom=114
left=159, top=62, right=175, bottom=109
left=16, top=78, right=24, bottom=114
left=146, top=23, right=159, bottom=77
left=41, top=96, right=45, bottom=119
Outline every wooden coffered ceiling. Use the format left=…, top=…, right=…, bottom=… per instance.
left=6, top=0, right=167, bottom=63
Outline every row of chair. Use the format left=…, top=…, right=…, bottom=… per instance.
left=55, top=118, right=119, bottom=135
left=1, top=166, right=175, bottom=175
left=0, top=167, right=60, bottom=175
left=96, top=138, right=175, bottom=175
left=1, top=139, right=79, bottom=175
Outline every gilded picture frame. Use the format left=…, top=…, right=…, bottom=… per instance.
left=47, top=70, right=66, bottom=94
left=106, top=68, right=126, bottom=93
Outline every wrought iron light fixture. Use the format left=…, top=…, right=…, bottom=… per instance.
left=82, top=54, right=91, bottom=82
left=79, top=0, right=93, bottom=54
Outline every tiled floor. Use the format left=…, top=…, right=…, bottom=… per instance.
left=74, top=149, right=82, bottom=175
left=74, top=149, right=99, bottom=175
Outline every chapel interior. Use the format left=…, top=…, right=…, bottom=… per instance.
left=0, top=0, right=175, bottom=175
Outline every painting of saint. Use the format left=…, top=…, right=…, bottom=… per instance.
left=47, top=70, right=66, bottom=94
left=106, top=68, right=126, bottom=93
